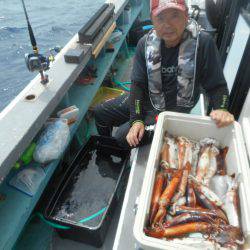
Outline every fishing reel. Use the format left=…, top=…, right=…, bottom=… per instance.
left=25, top=53, right=50, bottom=72
left=25, top=46, right=61, bottom=84
left=25, top=53, right=50, bottom=84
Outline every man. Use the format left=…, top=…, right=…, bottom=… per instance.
left=94, top=0, right=234, bottom=148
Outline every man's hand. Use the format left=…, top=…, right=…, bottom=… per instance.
left=126, top=122, right=145, bottom=147
left=210, top=110, right=234, bottom=128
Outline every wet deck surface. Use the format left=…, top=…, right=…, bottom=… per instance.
left=51, top=200, right=123, bottom=250
left=51, top=146, right=148, bottom=250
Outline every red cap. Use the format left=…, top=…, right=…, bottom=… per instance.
left=151, top=0, right=187, bottom=16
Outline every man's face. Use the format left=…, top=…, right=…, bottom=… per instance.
left=152, top=8, right=188, bottom=46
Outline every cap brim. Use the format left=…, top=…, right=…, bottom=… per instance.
left=152, top=3, right=186, bottom=16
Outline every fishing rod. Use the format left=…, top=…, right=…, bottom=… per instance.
left=21, top=0, right=50, bottom=84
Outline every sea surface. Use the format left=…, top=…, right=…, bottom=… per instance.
left=0, top=0, right=106, bottom=111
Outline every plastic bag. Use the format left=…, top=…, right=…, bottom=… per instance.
left=9, top=166, right=46, bottom=196
left=33, top=120, right=70, bottom=164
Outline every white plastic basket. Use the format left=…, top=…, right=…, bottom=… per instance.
left=134, top=111, right=250, bottom=250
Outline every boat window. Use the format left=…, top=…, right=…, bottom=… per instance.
left=223, top=12, right=250, bottom=93
left=224, top=6, right=250, bottom=119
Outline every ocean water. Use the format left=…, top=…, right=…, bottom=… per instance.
left=0, top=0, right=106, bottom=111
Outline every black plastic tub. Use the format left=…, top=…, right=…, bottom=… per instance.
left=44, top=136, right=130, bottom=247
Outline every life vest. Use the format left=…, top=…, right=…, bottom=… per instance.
left=145, top=19, right=200, bottom=111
